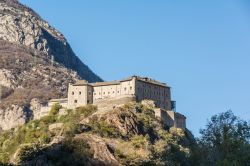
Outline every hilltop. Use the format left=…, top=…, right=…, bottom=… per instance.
left=0, top=102, right=194, bottom=165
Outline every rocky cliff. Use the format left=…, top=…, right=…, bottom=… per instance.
left=0, top=102, right=194, bottom=166
left=0, top=0, right=102, bottom=130
left=0, top=0, right=102, bottom=82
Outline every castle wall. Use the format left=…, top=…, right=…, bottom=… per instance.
left=174, top=113, right=186, bottom=129
left=93, top=84, right=120, bottom=101
left=67, top=84, right=88, bottom=109
left=93, top=78, right=136, bottom=102
left=48, top=98, right=68, bottom=108
left=67, top=76, right=172, bottom=111
left=135, top=80, right=171, bottom=110
left=120, top=78, right=136, bottom=95
left=166, top=111, right=186, bottom=130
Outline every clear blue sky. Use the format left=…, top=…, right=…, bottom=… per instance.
left=20, top=0, right=250, bottom=136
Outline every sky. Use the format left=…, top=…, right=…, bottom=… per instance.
left=20, top=0, right=250, bottom=136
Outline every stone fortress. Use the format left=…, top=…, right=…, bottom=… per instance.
left=40, top=76, right=186, bottom=130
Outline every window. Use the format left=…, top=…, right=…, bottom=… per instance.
left=117, top=91, right=119, bottom=93
left=88, top=92, right=91, bottom=95
left=72, top=92, right=74, bottom=95
left=94, top=93, right=96, bottom=95
left=74, top=100, right=77, bottom=103
left=108, top=92, right=110, bottom=94
left=130, top=86, right=132, bottom=90
left=113, top=91, right=115, bottom=94
left=124, top=87, right=127, bottom=91
left=79, top=91, right=81, bottom=95
left=103, top=92, right=105, bottom=95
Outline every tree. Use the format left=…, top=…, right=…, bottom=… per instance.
left=191, top=110, right=250, bottom=166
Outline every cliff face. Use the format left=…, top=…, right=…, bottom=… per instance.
left=0, top=40, right=81, bottom=130
left=0, top=0, right=102, bottom=130
left=0, top=0, right=102, bottom=82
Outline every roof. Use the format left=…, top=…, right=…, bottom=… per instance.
left=120, top=76, right=170, bottom=88
left=136, top=76, right=169, bottom=88
left=72, top=75, right=170, bottom=88
left=90, top=81, right=120, bottom=87
left=73, top=80, right=88, bottom=86
left=49, top=98, right=68, bottom=102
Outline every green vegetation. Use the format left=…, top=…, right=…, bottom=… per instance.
left=49, top=103, right=62, bottom=116
left=88, top=118, right=118, bottom=138
left=130, top=135, right=150, bottom=149
left=0, top=102, right=249, bottom=166
left=76, top=105, right=97, bottom=117
left=191, top=110, right=250, bottom=166
left=0, top=104, right=97, bottom=164
left=47, top=138, right=93, bottom=166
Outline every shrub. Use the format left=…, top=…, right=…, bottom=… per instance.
left=89, top=119, right=118, bottom=138
left=49, top=103, right=62, bottom=116
left=16, top=144, right=44, bottom=163
left=40, top=115, right=56, bottom=124
left=76, top=105, right=97, bottom=117
left=51, top=138, right=93, bottom=165
left=130, top=135, right=150, bottom=149
left=63, top=122, right=81, bottom=137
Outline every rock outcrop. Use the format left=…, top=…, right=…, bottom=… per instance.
left=0, top=104, right=31, bottom=130
left=82, top=107, right=142, bottom=137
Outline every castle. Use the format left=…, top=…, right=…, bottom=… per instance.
left=39, top=76, right=186, bottom=129
left=67, top=76, right=172, bottom=110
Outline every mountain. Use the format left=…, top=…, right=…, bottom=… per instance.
left=0, top=0, right=102, bottom=130
left=0, top=0, right=101, bottom=82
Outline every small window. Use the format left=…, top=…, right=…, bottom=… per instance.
left=124, top=87, right=127, bottom=91
left=72, top=92, right=74, bottom=95
left=74, top=100, right=77, bottom=103
left=113, top=91, right=115, bottom=93
left=108, top=92, right=110, bottom=94
left=94, top=93, right=96, bottom=95
left=103, top=92, right=105, bottom=95
left=99, top=92, right=101, bottom=95
left=130, top=86, right=132, bottom=90
left=79, top=91, right=81, bottom=95
left=117, top=91, right=119, bottom=93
